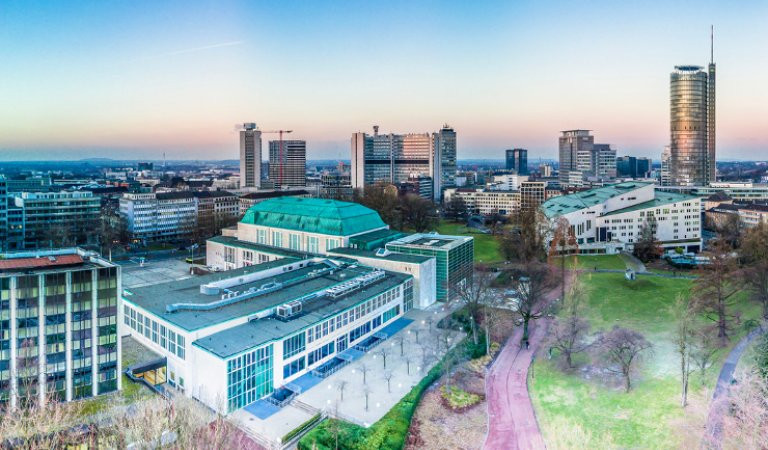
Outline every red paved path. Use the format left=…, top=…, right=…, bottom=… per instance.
left=483, top=321, right=547, bottom=450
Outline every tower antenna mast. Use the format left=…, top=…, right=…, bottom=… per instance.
left=710, top=25, right=714, bottom=64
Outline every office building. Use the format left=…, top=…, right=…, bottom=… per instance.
left=590, top=144, right=617, bottom=179
left=385, top=234, right=473, bottom=301
left=1, top=248, right=120, bottom=407
left=558, top=130, right=593, bottom=187
left=505, top=149, right=529, bottom=175
left=657, top=183, right=768, bottom=204
left=398, top=176, right=434, bottom=200
left=121, top=257, right=414, bottom=413
left=617, top=156, right=652, bottom=179
left=240, top=123, right=262, bottom=188
left=12, top=191, right=101, bottom=250
left=239, top=189, right=312, bottom=215
left=520, top=181, right=548, bottom=211
left=432, top=125, right=457, bottom=200
left=669, top=44, right=716, bottom=186
left=193, top=191, right=240, bottom=236
left=350, top=125, right=457, bottom=202
left=489, top=174, right=527, bottom=191
left=541, top=181, right=702, bottom=254
left=705, top=203, right=768, bottom=230
left=119, top=192, right=197, bottom=243
left=0, top=177, right=7, bottom=251
left=443, top=188, right=520, bottom=217
left=268, top=140, right=306, bottom=188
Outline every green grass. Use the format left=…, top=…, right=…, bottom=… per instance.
left=560, top=255, right=627, bottom=271
left=531, top=272, right=761, bottom=449
left=435, top=221, right=503, bottom=264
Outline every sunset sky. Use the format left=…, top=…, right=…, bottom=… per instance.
left=1, top=0, right=767, bottom=161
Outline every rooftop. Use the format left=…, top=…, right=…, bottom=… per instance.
left=386, top=232, right=473, bottom=251
left=541, top=181, right=655, bottom=218
left=194, top=267, right=407, bottom=359
left=207, top=235, right=311, bottom=259
left=327, top=247, right=432, bottom=264
left=0, top=248, right=114, bottom=274
left=124, top=258, right=408, bottom=337
left=239, top=189, right=310, bottom=200
left=240, top=197, right=387, bottom=236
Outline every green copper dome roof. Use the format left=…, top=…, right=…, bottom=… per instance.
left=240, top=197, right=387, bottom=236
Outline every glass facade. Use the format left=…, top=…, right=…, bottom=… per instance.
left=0, top=279, right=10, bottom=403
left=388, top=239, right=473, bottom=301
left=44, top=272, right=67, bottom=400
left=96, top=267, right=118, bottom=394
left=227, top=344, right=273, bottom=412
left=670, top=66, right=713, bottom=186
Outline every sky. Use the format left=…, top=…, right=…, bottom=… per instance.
left=1, top=0, right=767, bottom=162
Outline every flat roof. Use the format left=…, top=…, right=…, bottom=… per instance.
left=347, top=228, right=406, bottom=245
left=386, top=233, right=473, bottom=251
left=193, top=270, right=407, bottom=359
left=124, top=258, right=408, bottom=338
left=0, top=249, right=114, bottom=275
left=328, top=247, right=432, bottom=264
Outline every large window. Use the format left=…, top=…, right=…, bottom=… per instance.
left=282, top=356, right=306, bottom=379
left=282, top=332, right=305, bottom=359
left=227, top=344, right=273, bottom=412
left=272, top=231, right=283, bottom=248
left=307, top=236, right=318, bottom=254
left=307, top=341, right=334, bottom=366
left=289, top=234, right=301, bottom=251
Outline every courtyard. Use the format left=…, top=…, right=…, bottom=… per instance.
left=229, top=303, right=464, bottom=447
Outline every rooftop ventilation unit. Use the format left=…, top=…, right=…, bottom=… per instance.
left=325, top=270, right=386, bottom=298
left=276, top=300, right=303, bottom=319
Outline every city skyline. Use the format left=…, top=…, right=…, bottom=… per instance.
left=2, top=1, right=768, bottom=161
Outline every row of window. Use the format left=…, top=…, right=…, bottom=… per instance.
left=306, top=285, right=400, bottom=344
left=123, top=305, right=185, bottom=359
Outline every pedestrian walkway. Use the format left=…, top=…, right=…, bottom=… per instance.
left=484, top=322, right=547, bottom=450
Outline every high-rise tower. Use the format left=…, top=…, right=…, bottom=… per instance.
left=669, top=29, right=716, bottom=186
left=268, top=140, right=307, bottom=188
left=239, top=123, right=262, bottom=188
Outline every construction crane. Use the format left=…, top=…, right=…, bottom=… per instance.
left=261, top=129, right=293, bottom=186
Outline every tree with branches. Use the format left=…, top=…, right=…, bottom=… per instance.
left=599, top=326, right=653, bottom=392
left=376, top=347, right=391, bottom=370
left=500, top=208, right=549, bottom=264
left=336, top=380, right=348, bottom=402
left=356, top=363, right=370, bottom=385
left=633, top=218, right=663, bottom=263
left=672, top=295, right=696, bottom=407
left=400, top=194, right=438, bottom=232
left=740, top=222, right=768, bottom=320
left=508, top=262, right=557, bottom=346
left=548, top=280, right=591, bottom=369
left=693, top=239, right=743, bottom=345
left=383, top=371, right=393, bottom=393
left=451, top=268, right=495, bottom=346
left=547, top=217, right=577, bottom=301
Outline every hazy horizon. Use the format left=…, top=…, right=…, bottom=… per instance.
left=2, top=1, right=767, bottom=161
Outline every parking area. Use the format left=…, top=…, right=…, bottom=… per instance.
left=230, top=303, right=464, bottom=445
left=118, top=254, right=197, bottom=288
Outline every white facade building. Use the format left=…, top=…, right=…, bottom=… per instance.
left=121, top=258, right=413, bottom=414
left=119, top=192, right=197, bottom=243
left=443, top=188, right=521, bottom=216
left=542, top=181, right=702, bottom=254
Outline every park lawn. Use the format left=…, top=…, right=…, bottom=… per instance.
left=435, top=221, right=503, bottom=264
left=561, top=254, right=627, bottom=271
left=531, top=272, right=761, bottom=449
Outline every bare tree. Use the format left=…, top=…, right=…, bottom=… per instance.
left=400, top=194, right=438, bottom=232
left=363, top=387, right=372, bottom=412
left=508, top=262, right=557, bottom=346
left=549, top=280, right=591, bottom=369
left=377, top=347, right=391, bottom=370
left=500, top=208, right=549, bottom=264
left=672, top=295, right=696, bottom=407
left=452, top=269, right=495, bottom=345
left=336, top=380, right=348, bottom=402
left=547, top=217, right=577, bottom=301
left=716, top=370, right=768, bottom=448
left=394, top=336, right=405, bottom=356
left=690, top=328, right=720, bottom=384
left=741, top=222, right=768, bottom=320
left=404, top=355, right=413, bottom=375
left=356, top=364, right=370, bottom=385
left=693, top=239, right=743, bottom=345
left=482, top=294, right=507, bottom=356
left=383, top=371, right=393, bottom=393
left=599, top=326, right=653, bottom=392
left=411, top=328, right=421, bottom=344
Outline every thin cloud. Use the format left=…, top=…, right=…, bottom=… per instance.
left=162, top=40, right=245, bottom=56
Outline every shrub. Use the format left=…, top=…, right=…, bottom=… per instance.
left=440, top=385, right=481, bottom=410
left=283, top=413, right=322, bottom=444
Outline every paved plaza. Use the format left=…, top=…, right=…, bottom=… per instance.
left=118, top=254, right=197, bottom=288
left=230, top=303, right=464, bottom=446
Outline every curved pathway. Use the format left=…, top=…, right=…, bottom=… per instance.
left=705, top=325, right=765, bottom=445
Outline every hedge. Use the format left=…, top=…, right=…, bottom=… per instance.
left=282, top=412, right=322, bottom=444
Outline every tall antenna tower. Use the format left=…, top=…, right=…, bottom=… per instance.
left=710, top=24, right=714, bottom=64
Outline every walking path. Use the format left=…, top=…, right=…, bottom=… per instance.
left=705, top=324, right=765, bottom=444
left=483, top=322, right=547, bottom=450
